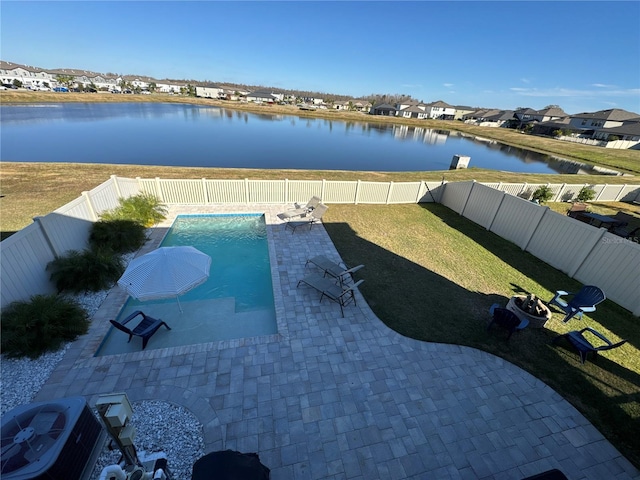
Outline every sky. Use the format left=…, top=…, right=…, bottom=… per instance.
left=2, top=1, right=639, bottom=114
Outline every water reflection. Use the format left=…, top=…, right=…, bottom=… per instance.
left=0, top=102, right=620, bottom=174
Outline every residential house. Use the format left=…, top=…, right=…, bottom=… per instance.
left=593, top=120, right=640, bottom=145
left=1, top=61, right=55, bottom=88
left=369, top=103, right=397, bottom=116
left=196, top=86, right=224, bottom=99
left=247, top=90, right=280, bottom=103
left=453, top=105, right=476, bottom=120
left=568, top=108, right=639, bottom=132
left=513, top=106, right=567, bottom=128
left=424, top=101, right=456, bottom=120
left=465, top=109, right=515, bottom=127
left=397, top=102, right=429, bottom=119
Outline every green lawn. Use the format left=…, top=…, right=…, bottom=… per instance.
left=323, top=203, right=639, bottom=467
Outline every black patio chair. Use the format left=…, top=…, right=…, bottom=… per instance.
left=110, top=310, right=171, bottom=350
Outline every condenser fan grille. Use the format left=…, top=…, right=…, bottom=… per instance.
left=1, top=407, right=66, bottom=475
left=1, top=396, right=105, bottom=480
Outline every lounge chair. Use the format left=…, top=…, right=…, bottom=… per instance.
left=553, top=327, right=626, bottom=364
left=566, top=202, right=588, bottom=218
left=109, top=310, right=171, bottom=350
left=297, top=274, right=364, bottom=317
left=548, top=285, right=605, bottom=323
left=277, top=196, right=321, bottom=221
left=305, top=256, right=364, bottom=283
left=285, top=203, right=328, bottom=233
left=487, top=304, right=529, bottom=341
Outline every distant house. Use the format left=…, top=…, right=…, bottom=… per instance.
left=593, top=120, right=640, bottom=144
left=397, top=103, right=429, bottom=119
left=514, top=106, right=567, bottom=127
left=453, top=105, right=476, bottom=120
left=424, top=100, right=455, bottom=120
left=246, top=91, right=279, bottom=103
left=196, top=86, right=223, bottom=99
left=568, top=109, right=640, bottom=132
left=370, top=103, right=397, bottom=116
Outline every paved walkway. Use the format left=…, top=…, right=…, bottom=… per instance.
left=35, top=205, right=639, bottom=480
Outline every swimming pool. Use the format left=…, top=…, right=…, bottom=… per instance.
left=95, top=214, right=277, bottom=355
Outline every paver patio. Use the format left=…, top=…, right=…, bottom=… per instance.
left=34, top=205, right=639, bottom=480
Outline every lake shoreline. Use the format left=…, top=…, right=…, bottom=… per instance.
left=2, top=90, right=639, bottom=175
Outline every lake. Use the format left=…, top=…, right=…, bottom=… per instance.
left=0, top=102, right=600, bottom=174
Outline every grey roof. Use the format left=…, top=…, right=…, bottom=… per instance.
left=571, top=108, right=640, bottom=121
left=426, top=100, right=453, bottom=108
left=600, top=121, right=640, bottom=136
left=485, top=110, right=515, bottom=121
left=536, top=107, right=567, bottom=117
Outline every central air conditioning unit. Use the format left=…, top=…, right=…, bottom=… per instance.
left=1, top=396, right=106, bottom=480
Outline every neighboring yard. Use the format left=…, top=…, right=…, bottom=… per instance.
left=323, top=203, right=639, bottom=468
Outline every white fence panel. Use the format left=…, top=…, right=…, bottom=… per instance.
left=116, top=177, right=142, bottom=199
left=38, top=211, right=92, bottom=256
left=0, top=225, right=57, bottom=307
left=462, top=183, right=504, bottom=229
left=526, top=211, right=605, bottom=276
left=286, top=180, right=323, bottom=204
left=323, top=181, right=358, bottom=203
left=138, top=179, right=160, bottom=198
left=488, top=193, right=546, bottom=249
left=440, top=181, right=474, bottom=214
left=618, top=185, right=640, bottom=202
left=357, top=182, right=391, bottom=204
left=157, top=179, right=206, bottom=204
left=206, top=180, right=246, bottom=203
left=248, top=180, right=286, bottom=203
left=88, top=178, right=121, bottom=215
left=574, top=234, right=640, bottom=316
left=493, top=183, right=526, bottom=197
left=418, top=182, right=443, bottom=203
left=388, top=182, right=423, bottom=203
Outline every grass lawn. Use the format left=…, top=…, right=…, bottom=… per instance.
left=322, top=203, right=639, bottom=468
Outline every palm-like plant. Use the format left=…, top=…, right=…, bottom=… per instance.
left=100, top=193, right=167, bottom=227
left=47, top=248, right=125, bottom=293
left=1, top=294, right=89, bottom=358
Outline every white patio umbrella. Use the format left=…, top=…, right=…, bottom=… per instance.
left=117, top=246, right=211, bottom=313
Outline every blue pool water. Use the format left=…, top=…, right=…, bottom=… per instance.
left=96, top=214, right=277, bottom=355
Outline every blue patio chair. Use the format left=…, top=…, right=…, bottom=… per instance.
left=110, top=310, right=171, bottom=350
left=487, top=304, right=529, bottom=341
left=553, top=327, right=626, bottom=364
left=548, top=285, right=605, bottom=323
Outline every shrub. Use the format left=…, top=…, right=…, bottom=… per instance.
left=1, top=294, right=89, bottom=358
left=47, top=248, right=125, bottom=293
left=576, top=186, right=596, bottom=203
left=100, top=193, right=167, bottom=227
left=90, top=219, right=147, bottom=253
left=531, top=185, right=554, bottom=203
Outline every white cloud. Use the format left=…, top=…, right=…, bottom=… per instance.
left=520, top=78, right=531, bottom=84
left=443, top=83, right=454, bottom=88
left=509, top=86, right=639, bottom=98
left=592, top=83, right=618, bottom=88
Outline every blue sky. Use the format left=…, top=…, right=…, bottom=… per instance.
left=2, top=1, right=639, bottom=114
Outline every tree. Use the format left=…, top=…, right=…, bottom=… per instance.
left=55, top=75, right=74, bottom=88
left=12, top=79, right=22, bottom=88
left=149, top=82, right=157, bottom=93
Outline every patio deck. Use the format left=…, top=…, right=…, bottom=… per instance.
left=34, top=205, right=639, bottom=480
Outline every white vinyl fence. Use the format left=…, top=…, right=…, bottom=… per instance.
left=2, top=176, right=639, bottom=315
left=441, top=181, right=640, bottom=316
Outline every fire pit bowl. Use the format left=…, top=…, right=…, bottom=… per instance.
left=506, top=294, right=552, bottom=328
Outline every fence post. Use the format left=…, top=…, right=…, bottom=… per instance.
left=244, top=178, right=250, bottom=204
left=487, top=190, right=508, bottom=232
left=460, top=180, right=476, bottom=217
left=614, top=185, right=626, bottom=201
left=415, top=181, right=425, bottom=203
left=202, top=178, right=208, bottom=204
left=354, top=180, right=361, bottom=205
left=518, top=183, right=529, bottom=198
left=321, top=179, right=326, bottom=202
left=154, top=177, right=164, bottom=201
left=567, top=228, right=607, bottom=278
left=284, top=179, right=289, bottom=204
left=111, top=175, right=122, bottom=198
left=33, top=216, right=60, bottom=258
left=555, top=183, right=566, bottom=202
left=522, top=206, right=550, bottom=252
left=386, top=182, right=394, bottom=204
left=81, top=191, right=98, bottom=222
